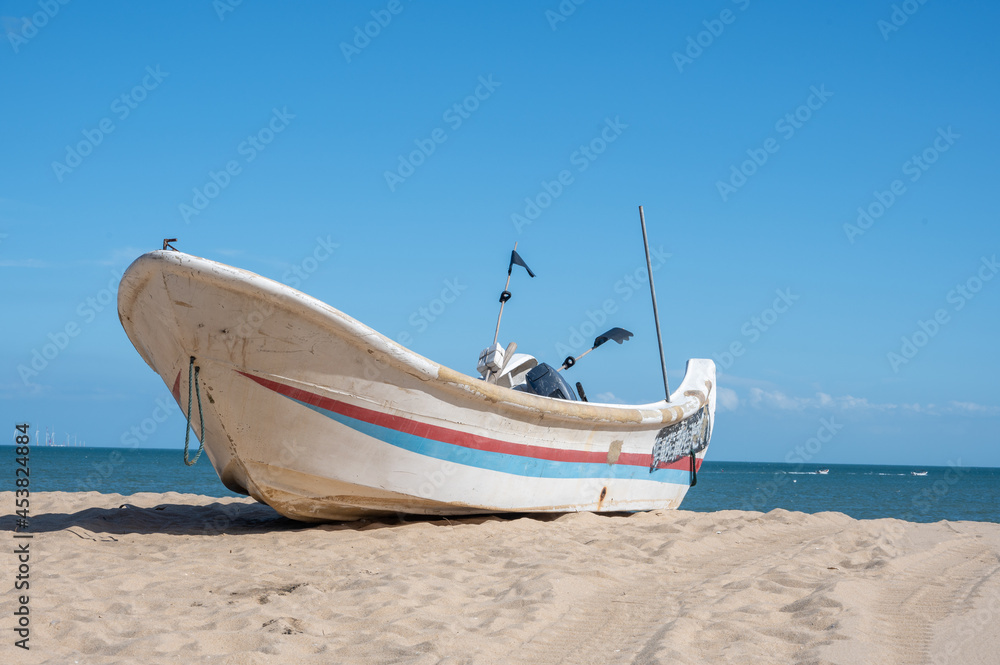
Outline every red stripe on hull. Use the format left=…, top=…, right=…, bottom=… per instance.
left=239, top=371, right=702, bottom=472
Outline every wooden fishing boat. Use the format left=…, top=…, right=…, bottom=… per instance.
left=118, top=249, right=716, bottom=522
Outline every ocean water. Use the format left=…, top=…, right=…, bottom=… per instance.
left=7, top=446, right=242, bottom=499
left=682, top=461, right=1000, bottom=524
left=5, top=447, right=999, bottom=524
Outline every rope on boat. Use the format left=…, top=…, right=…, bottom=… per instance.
left=689, top=450, right=698, bottom=487
left=183, top=356, right=206, bottom=466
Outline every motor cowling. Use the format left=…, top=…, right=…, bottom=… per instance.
left=518, top=363, right=578, bottom=401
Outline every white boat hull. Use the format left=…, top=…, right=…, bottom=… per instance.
left=118, top=251, right=716, bottom=522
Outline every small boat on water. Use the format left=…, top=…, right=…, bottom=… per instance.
left=911, top=470, right=928, bottom=477
left=118, top=239, right=715, bottom=522
left=817, top=468, right=830, bottom=475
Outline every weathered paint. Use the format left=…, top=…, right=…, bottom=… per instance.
left=118, top=250, right=717, bottom=522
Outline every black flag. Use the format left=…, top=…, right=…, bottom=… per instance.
left=508, top=250, right=535, bottom=277
left=593, top=327, right=633, bottom=348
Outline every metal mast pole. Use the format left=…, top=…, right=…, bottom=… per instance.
left=492, top=242, right=517, bottom=346
left=639, top=206, right=670, bottom=402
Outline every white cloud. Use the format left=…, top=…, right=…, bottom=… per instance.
left=0, top=247, right=148, bottom=269
left=742, top=387, right=999, bottom=417
left=0, top=258, right=49, bottom=268
left=86, top=246, right=147, bottom=267
left=717, top=387, right=739, bottom=411
left=945, top=401, right=1000, bottom=416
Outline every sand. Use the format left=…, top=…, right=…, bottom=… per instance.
left=2, top=492, right=998, bottom=665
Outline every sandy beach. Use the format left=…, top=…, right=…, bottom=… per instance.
left=2, top=492, right=998, bottom=664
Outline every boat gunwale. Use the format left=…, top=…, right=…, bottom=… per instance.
left=120, top=250, right=714, bottom=429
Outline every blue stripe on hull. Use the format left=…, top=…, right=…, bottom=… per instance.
left=292, top=397, right=690, bottom=485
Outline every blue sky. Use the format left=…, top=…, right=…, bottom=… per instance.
left=2, top=1, right=998, bottom=467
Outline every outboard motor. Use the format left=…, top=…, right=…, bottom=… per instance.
left=517, top=362, right=578, bottom=401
